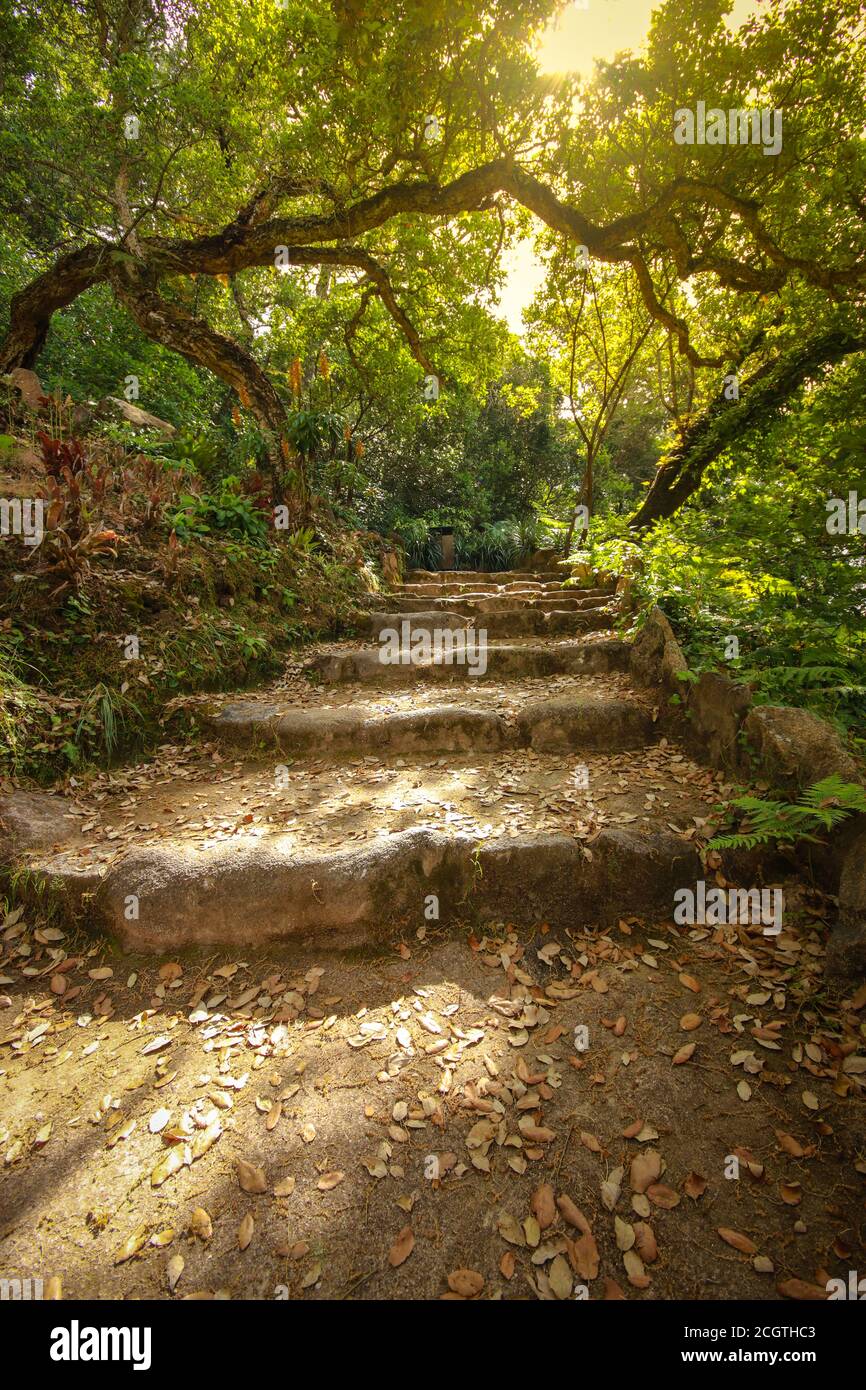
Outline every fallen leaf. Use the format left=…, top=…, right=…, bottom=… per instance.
left=683, top=1171, right=707, bottom=1200
left=236, top=1158, right=267, bottom=1194
left=530, top=1183, right=556, bottom=1230
left=190, top=1208, right=212, bottom=1242
left=557, top=1194, right=591, bottom=1233
left=317, top=1170, right=345, bottom=1191
left=570, top=1232, right=599, bottom=1280
left=237, top=1212, right=254, bottom=1250
left=447, top=1268, right=484, bottom=1298
left=388, top=1225, right=414, bottom=1267
left=548, top=1254, right=573, bottom=1299
left=167, top=1254, right=184, bottom=1291
left=718, top=1227, right=757, bottom=1255
left=777, top=1278, right=827, bottom=1301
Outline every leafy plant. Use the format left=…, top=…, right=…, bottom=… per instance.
left=283, top=525, right=319, bottom=557
left=75, top=682, right=143, bottom=761
left=708, top=776, right=866, bottom=850
left=168, top=476, right=268, bottom=541
left=37, top=524, right=121, bottom=595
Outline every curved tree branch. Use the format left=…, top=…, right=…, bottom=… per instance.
left=629, top=330, right=866, bottom=529
left=108, top=268, right=291, bottom=488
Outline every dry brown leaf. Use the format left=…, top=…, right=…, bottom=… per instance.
left=647, top=1183, right=680, bottom=1209
left=775, top=1130, right=807, bottom=1157
left=530, top=1183, right=556, bottom=1230
left=570, top=1232, right=599, bottom=1280
left=683, top=1171, right=707, bottom=1200
left=718, top=1227, right=757, bottom=1255
left=237, top=1211, right=254, bottom=1251
left=115, top=1225, right=147, bottom=1264
left=623, top=1248, right=650, bottom=1288
left=447, top=1268, right=484, bottom=1298
left=615, top=1216, right=635, bottom=1251
left=634, top=1222, right=658, bottom=1263
left=498, top=1212, right=525, bottom=1246
left=317, top=1170, right=344, bottom=1191
left=389, top=1225, right=414, bottom=1267
left=630, top=1149, right=662, bottom=1194
left=266, top=1100, right=282, bottom=1132
left=549, top=1254, right=573, bottom=1300
left=556, top=1194, right=591, bottom=1234
left=190, top=1208, right=212, bottom=1242
left=777, top=1278, right=828, bottom=1301
left=236, top=1158, right=267, bottom=1194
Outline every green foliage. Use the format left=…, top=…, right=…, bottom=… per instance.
left=585, top=356, right=866, bottom=736
left=708, top=776, right=866, bottom=850
left=168, top=476, right=268, bottom=542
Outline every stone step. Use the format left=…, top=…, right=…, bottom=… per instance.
left=405, top=569, right=569, bottom=584
left=20, top=823, right=704, bottom=952
left=206, top=691, right=654, bottom=756
left=364, top=609, right=613, bottom=640
left=5, top=726, right=747, bottom=952
left=473, top=594, right=611, bottom=614
left=394, top=580, right=576, bottom=597
left=380, top=591, right=611, bottom=615
left=308, top=638, right=630, bottom=684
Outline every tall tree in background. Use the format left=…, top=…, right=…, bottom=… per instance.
left=526, top=256, right=654, bottom=544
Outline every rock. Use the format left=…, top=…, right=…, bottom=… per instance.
left=629, top=606, right=688, bottom=692
left=308, top=638, right=630, bottom=684
left=741, top=705, right=861, bottom=791
left=518, top=695, right=655, bottom=752
left=521, top=547, right=560, bottom=572
left=365, top=611, right=471, bottom=640
left=827, top=825, right=866, bottom=978
left=25, top=825, right=703, bottom=951
left=96, top=397, right=176, bottom=436
left=474, top=828, right=702, bottom=932
left=0, top=789, right=82, bottom=863
left=380, top=547, right=402, bottom=585
left=88, top=830, right=477, bottom=951
left=206, top=701, right=507, bottom=756
left=7, top=368, right=45, bottom=411
left=689, top=670, right=752, bottom=769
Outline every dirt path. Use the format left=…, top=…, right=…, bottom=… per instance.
left=1, top=898, right=863, bottom=1301
left=1, top=569, right=864, bottom=1301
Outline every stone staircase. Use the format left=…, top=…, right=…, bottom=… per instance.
left=3, top=567, right=740, bottom=953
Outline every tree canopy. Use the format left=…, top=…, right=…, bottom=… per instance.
left=2, top=0, right=864, bottom=524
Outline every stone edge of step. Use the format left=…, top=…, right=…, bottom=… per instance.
left=20, top=824, right=704, bottom=952
left=203, top=691, right=656, bottom=754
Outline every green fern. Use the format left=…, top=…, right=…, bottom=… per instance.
left=708, top=775, right=866, bottom=850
